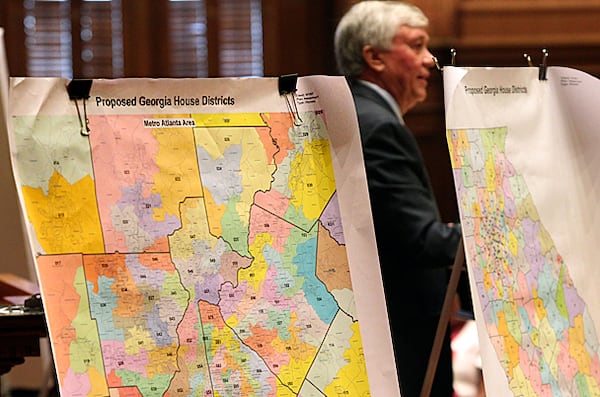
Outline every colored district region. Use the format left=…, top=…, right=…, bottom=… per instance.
left=447, top=127, right=600, bottom=396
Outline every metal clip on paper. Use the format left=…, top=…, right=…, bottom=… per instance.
left=524, top=49, right=549, bottom=80
left=432, top=48, right=457, bottom=74
left=539, top=48, right=549, bottom=81
left=432, top=56, right=443, bottom=74
left=67, top=79, right=93, bottom=136
left=278, top=73, right=303, bottom=126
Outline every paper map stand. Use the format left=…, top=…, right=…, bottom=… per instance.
left=420, top=240, right=465, bottom=397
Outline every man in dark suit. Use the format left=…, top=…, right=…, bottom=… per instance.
left=334, top=2, right=462, bottom=396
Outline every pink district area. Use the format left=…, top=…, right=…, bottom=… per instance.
left=254, top=189, right=291, bottom=219
left=248, top=198, right=294, bottom=252
left=108, top=387, right=143, bottom=396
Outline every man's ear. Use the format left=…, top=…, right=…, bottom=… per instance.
left=362, top=45, right=386, bottom=72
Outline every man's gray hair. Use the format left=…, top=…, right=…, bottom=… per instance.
left=334, top=1, right=429, bottom=78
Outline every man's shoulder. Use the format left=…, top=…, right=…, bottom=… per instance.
left=349, top=80, right=380, bottom=101
left=350, top=83, right=398, bottom=124
left=350, top=82, right=387, bottom=107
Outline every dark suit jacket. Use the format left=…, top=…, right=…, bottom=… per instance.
left=350, top=80, right=462, bottom=320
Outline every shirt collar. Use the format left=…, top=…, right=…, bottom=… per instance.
left=356, top=79, right=405, bottom=125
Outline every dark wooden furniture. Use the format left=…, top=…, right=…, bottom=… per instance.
left=0, top=273, right=46, bottom=376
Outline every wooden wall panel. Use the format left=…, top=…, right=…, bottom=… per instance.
left=411, top=0, right=459, bottom=42
left=456, top=1, right=600, bottom=47
left=262, top=0, right=336, bottom=77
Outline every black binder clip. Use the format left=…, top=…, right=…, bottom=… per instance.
left=24, top=293, right=43, bottom=313
left=538, top=48, right=549, bottom=81
left=67, top=79, right=93, bottom=136
left=278, top=73, right=302, bottom=126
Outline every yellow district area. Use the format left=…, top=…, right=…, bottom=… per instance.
left=87, top=366, right=110, bottom=397
left=481, top=190, right=493, bottom=214
left=324, top=321, right=371, bottom=396
left=496, top=309, right=520, bottom=378
left=555, top=268, right=569, bottom=319
left=288, top=138, right=336, bottom=221
left=508, top=365, right=536, bottom=397
left=484, top=153, right=497, bottom=192
left=22, top=171, right=104, bottom=255
left=203, top=189, right=226, bottom=237
left=151, top=124, right=203, bottom=220
left=483, top=268, right=493, bottom=295
left=470, top=201, right=482, bottom=218
left=271, top=386, right=297, bottom=397
left=530, top=327, right=539, bottom=350
left=538, top=225, right=555, bottom=256
left=224, top=312, right=239, bottom=329
left=146, top=345, right=179, bottom=378
left=516, top=195, right=541, bottom=224
left=192, top=113, right=266, bottom=127
left=537, top=317, right=559, bottom=375
left=569, top=314, right=592, bottom=375
left=507, top=230, right=520, bottom=257
left=239, top=232, right=272, bottom=290
left=273, top=312, right=318, bottom=394
left=584, top=378, right=600, bottom=397
left=503, top=301, right=522, bottom=344
left=495, top=277, right=505, bottom=300
left=532, top=287, right=547, bottom=321
left=124, top=325, right=156, bottom=355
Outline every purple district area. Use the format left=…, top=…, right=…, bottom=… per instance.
left=116, top=179, right=182, bottom=239
left=320, top=191, right=345, bottom=245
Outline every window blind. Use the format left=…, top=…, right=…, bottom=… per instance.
left=217, top=0, right=263, bottom=77
left=80, top=0, right=124, bottom=78
left=167, top=0, right=209, bottom=77
left=24, top=0, right=72, bottom=77
left=16, top=0, right=263, bottom=78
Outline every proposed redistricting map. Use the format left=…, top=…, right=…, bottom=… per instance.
left=444, top=66, right=600, bottom=397
left=8, top=77, right=383, bottom=397
left=448, top=127, right=600, bottom=396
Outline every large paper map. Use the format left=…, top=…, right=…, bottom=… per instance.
left=8, top=77, right=397, bottom=397
left=444, top=66, right=600, bottom=396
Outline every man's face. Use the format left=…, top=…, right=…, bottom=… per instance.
left=378, top=25, right=434, bottom=113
